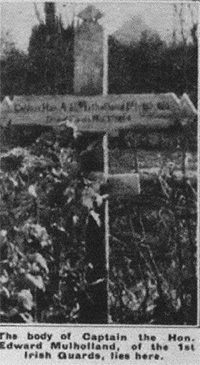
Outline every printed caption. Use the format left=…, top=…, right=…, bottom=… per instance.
left=0, top=330, right=197, bottom=362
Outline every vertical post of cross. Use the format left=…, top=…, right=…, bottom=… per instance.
left=103, top=133, right=109, bottom=323
left=103, top=26, right=108, bottom=97
left=103, top=26, right=110, bottom=323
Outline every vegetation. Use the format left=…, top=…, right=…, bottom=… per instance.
left=108, top=29, right=197, bottom=106
left=1, top=7, right=198, bottom=106
left=0, top=129, right=197, bottom=324
left=109, top=152, right=197, bottom=324
left=0, top=130, right=88, bottom=323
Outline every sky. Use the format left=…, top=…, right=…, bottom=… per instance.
left=0, top=1, right=198, bottom=52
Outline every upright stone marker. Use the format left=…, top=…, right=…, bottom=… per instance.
left=74, top=5, right=103, bottom=95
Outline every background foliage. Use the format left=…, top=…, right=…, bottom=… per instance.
left=0, top=7, right=198, bottom=106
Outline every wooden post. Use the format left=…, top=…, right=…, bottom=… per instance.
left=103, top=27, right=110, bottom=323
left=103, top=133, right=109, bottom=323
left=103, top=28, right=108, bottom=97
left=134, top=135, right=139, bottom=173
